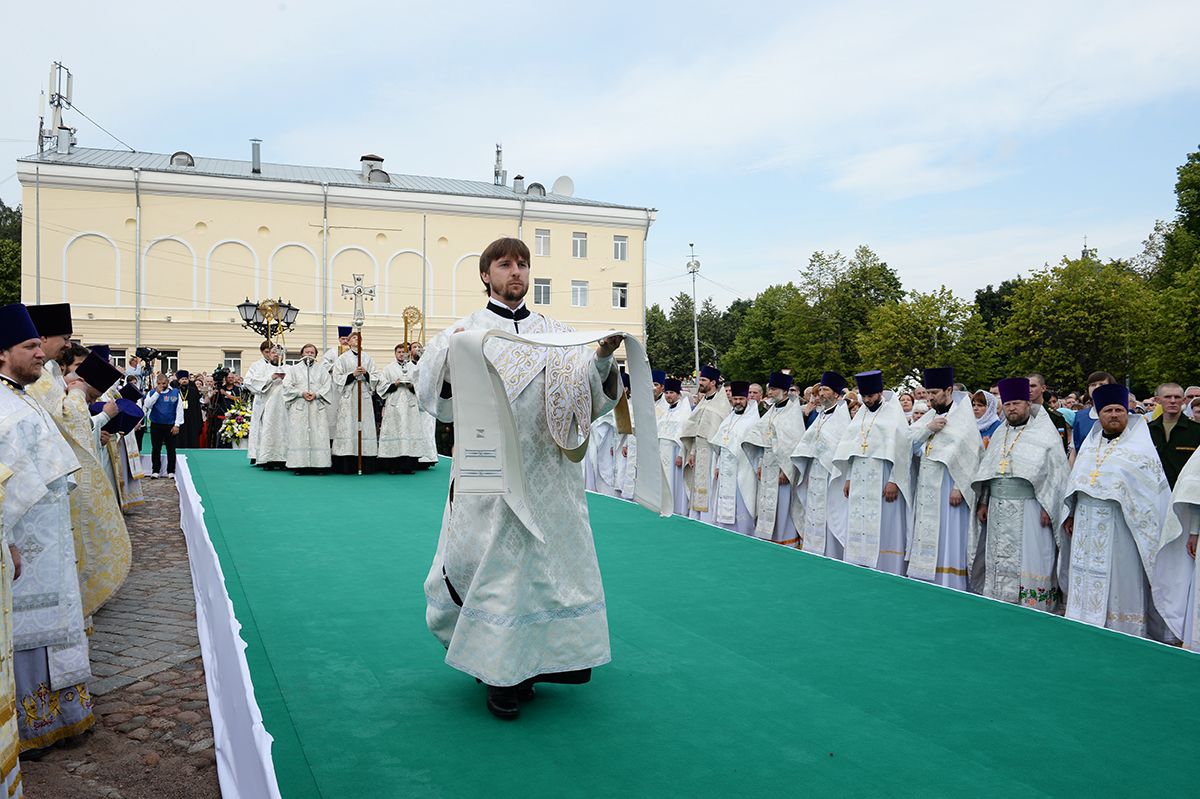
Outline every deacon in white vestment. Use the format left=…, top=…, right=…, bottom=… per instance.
left=0, top=304, right=95, bottom=750
left=243, top=342, right=283, bottom=465
left=743, top=372, right=805, bottom=545
left=320, top=326, right=353, bottom=437
left=681, top=365, right=732, bottom=523
left=833, top=370, right=913, bottom=575
left=711, top=381, right=760, bottom=534
left=658, top=378, right=692, bottom=517
left=791, top=371, right=852, bottom=559
left=330, top=332, right=380, bottom=474
left=969, top=378, right=1069, bottom=611
left=418, top=238, right=620, bottom=720
left=1166, top=447, right=1200, bottom=650
left=282, top=344, right=333, bottom=471
left=614, top=373, right=637, bottom=500
left=408, top=343, right=439, bottom=470
left=906, top=368, right=982, bottom=591
left=1063, top=383, right=1191, bottom=641
left=377, top=344, right=437, bottom=474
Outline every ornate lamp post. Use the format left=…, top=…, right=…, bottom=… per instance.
left=237, top=297, right=300, bottom=355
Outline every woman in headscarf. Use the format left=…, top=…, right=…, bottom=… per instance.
left=971, top=388, right=1002, bottom=446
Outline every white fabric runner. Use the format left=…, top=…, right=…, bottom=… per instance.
left=449, top=329, right=670, bottom=542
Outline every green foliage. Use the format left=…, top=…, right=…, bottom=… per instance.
left=0, top=202, right=19, bottom=304
left=719, top=283, right=802, bottom=382
left=974, top=278, right=1025, bottom=331
left=644, top=292, right=750, bottom=377
left=996, top=254, right=1156, bottom=393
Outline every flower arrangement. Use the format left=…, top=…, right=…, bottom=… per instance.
left=219, top=398, right=252, bottom=443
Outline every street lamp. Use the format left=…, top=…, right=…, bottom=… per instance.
left=237, top=297, right=300, bottom=351
left=686, top=243, right=701, bottom=379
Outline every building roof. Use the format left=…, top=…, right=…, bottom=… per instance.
left=18, top=147, right=653, bottom=212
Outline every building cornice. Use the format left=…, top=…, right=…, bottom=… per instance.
left=17, top=161, right=657, bottom=229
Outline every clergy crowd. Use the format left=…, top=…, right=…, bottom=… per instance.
left=239, top=326, right=439, bottom=476
left=0, top=301, right=146, bottom=794
left=587, top=363, right=1200, bottom=651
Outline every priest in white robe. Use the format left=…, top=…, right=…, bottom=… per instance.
left=320, top=325, right=352, bottom=437
left=658, top=378, right=692, bottom=516
left=331, top=331, right=380, bottom=474
left=378, top=343, right=436, bottom=474
left=743, top=372, right=806, bottom=545
left=0, top=303, right=94, bottom=752
left=969, top=377, right=1069, bottom=612
left=1063, top=383, right=1191, bottom=641
left=418, top=237, right=621, bottom=721
left=614, top=373, right=637, bottom=500
left=408, top=343, right=439, bottom=471
left=833, top=370, right=913, bottom=575
left=0, top=466, right=22, bottom=796
left=711, top=381, right=760, bottom=534
left=906, top=367, right=982, bottom=591
left=283, top=344, right=333, bottom=472
left=251, top=346, right=290, bottom=470
left=1165, top=445, right=1200, bottom=650
left=791, top=371, right=852, bottom=559
left=681, top=365, right=733, bottom=523
left=585, top=409, right=619, bottom=496
left=243, top=341, right=281, bottom=465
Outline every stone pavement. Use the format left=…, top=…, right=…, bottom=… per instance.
left=23, top=471, right=220, bottom=797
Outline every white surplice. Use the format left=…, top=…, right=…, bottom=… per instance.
left=320, top=345, right=346, bottom=432
left=1165, top=451, right=1200, bottom=650
left=243, top=357, right=281, bottom=462
left=282, top=359, right=333, bottom=469
left=377, top=361, right=437, bottom=462
left=418, top=304, right=619, bottom=686
left=331, top=350, right=380, bottom=458
left=681, top=391, right=733, bottom=522
left=907, top=394, right=982, bottom=590
left=968, top=407, right=1069, bottom=610
left=833, top=396, right=914, bottom=574
left=252, top=367, right=290, bottom=466
left=792, top=402, right=852, bottom=559
left=585, top=410, right=619, bottom=496
left=1064, top=416, right=1191, bottom=641
left=743, top=400, right=806, bottom=544
left=0, top=382, right=92, bottom=691
left=711, top=403, right=761, bottom=534
left=658, top=401, right=691, bottom=517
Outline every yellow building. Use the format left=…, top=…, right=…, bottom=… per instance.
left=17, top=143, right=654, bottom=374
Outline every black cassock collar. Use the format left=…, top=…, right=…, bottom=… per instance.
left=486, top=299, right=530, bottom=322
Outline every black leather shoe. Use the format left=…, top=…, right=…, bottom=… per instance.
left=517, top=680, right=536, bottom=702
left=529, top=668, right=591, bottom=686
left=486, top=685, right=520, bottom=720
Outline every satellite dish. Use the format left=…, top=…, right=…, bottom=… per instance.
left=551, top=175, right=574, bottom=197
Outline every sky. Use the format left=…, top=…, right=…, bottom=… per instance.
left=3, top=1, right=1198, bottom=309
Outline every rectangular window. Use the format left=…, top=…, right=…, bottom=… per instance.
left=612, top=282, right=629, bottom=309
left=533, top=278, right=552, bottom=305
left=571, top=280, right=589, bottom=307
left=572, top=232, right=588, bottom=259
left=613, top=235, right=628, bottom=261
left=284, top=350, right=303, bottom=366
left=535, top=228, right=551, bottom=257
left=109, top=350, right=128, bottom=370
left=223, top=351, right=242, bottom=373
left=159, top=350, right=180, bottom=376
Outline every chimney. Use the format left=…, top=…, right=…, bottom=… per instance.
left=512, top=174, right=525, bottom=194
left=250, top=138, right=262, bottom=174
left=360, top=154, right=384, bottom=179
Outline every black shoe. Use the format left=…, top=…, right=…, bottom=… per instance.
left=486, top=685, right=520, bottom=720
left=517, top=680, right=536, bottom=702
left=528, top=668, right=591, bottom=686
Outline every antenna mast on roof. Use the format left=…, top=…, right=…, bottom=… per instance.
left=493, top=143, right=507, bottom=186
left=39, top=62, right=76, bottom=155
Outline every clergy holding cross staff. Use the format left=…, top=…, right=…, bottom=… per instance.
left=418, top=237, right=665, bottom=721
left=331, top=275, right=380, bottom=475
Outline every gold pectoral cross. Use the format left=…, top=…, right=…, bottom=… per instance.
left=998, top=459, right=1008, bottom=474
left=1089, top=469, right=1100, bottom=486
left=860, top=440, right=869, bottom=454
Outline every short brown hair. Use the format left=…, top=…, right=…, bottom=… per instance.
left=479, top=237, right=530, bottom=294
left=260, top=340, right=272, bottom=352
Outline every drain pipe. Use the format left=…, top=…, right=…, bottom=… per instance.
left=134, top=168, right=142, bottom=348
left=321, top=182, right=329, bottom=349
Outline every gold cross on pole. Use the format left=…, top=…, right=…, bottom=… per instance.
left=341, top=273, right=376, bottom=329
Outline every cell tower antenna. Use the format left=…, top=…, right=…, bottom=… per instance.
left=39, top=61, right=76, bottom=154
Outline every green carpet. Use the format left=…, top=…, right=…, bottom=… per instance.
left=182, top=449, right=1200, bottom=798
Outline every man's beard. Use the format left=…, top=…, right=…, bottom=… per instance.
left=493, top=281, right=528, bottom=303
left=865, top=398, right=882, bottom=412
left=932, top=399, right=952, bottom=414
left=733, top=406, right=745, bottom=415
left=1006, top=412, right=1030, bottom=426
left=12, top=360, right=44, bottom=385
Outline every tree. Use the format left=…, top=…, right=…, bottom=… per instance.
left=644, top=303, right=670, bottom=372
left=996, top=253, right=1156, bottom=393
left=0, top=201, right=18, bottom=304
left=974, top=278, right=1025, bottom=331
left=720, top=283, right=802, bottom=382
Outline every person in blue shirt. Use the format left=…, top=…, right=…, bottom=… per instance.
left=971, top=389, right=1002, bottom=446
left=1072, top=370, right=1115, bottom=451
left=143, top=372, right=184, bottom=477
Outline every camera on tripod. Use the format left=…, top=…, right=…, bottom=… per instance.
left=135, top=346, right=161, bottom=363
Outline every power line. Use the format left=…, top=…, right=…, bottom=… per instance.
left=66, top=101, right=136, bottom=153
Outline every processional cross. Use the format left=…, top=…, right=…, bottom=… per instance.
left=340, top=274, right=376, bottom=474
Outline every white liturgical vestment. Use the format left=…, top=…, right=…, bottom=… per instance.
left=791, top=402, right=852, bottom=558
left=282, top=359, right=333, bottom=469
left=711, top=403, right=760, bottom=533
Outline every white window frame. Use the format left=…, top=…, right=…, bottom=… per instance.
left=572, top=232, right=588, bottom=259
left=109, top=350, right=128, bottom=370
left=612, top=282, right=629, bottom=309
left=284, top=351, right=303, bottom=367
left=223, top=351, right=242, bottom=373
left=613, top=235, right=628, bottom=262
left=533, top=277, right=552, bottom=305
left=159, top=351, right=180, bottom=375
left=535, top=229, right=551, bottom=257
left=571, top=280, right=589, bottom=307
